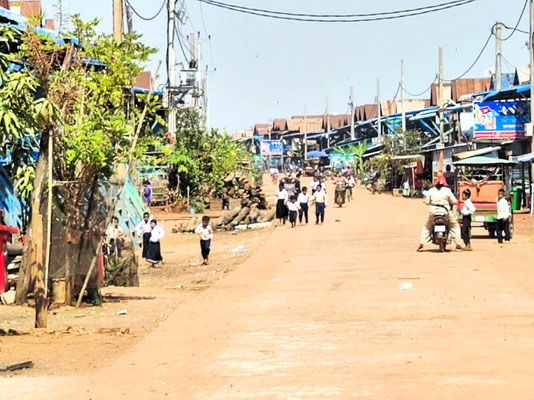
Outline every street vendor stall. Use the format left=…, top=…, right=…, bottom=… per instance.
left=453, top=155, right=516, bottom=237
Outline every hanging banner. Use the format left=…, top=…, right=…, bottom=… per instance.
left=260, top=140, right=283, bottom=156
left=473, top=101, right=529, bottom=140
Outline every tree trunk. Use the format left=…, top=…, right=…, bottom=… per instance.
left=16, top=140, right=49, bottom=305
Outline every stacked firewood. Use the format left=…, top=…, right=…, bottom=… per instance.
left=221, top=172, right=268, bottom=210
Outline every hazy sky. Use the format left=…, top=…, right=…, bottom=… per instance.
left=42, top=0, right=530, bottom=133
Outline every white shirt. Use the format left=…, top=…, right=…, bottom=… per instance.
left=461, top=198, right=476, bottom=216
left=312, top=190, right=328, bottom=206
left=297, top=193, right=309, bottom=205
left=348, top=177, right=355, bottom=187
left=105, top=224, right=124, bottom=241
left=149, top=225, right=165, bottom=242
left=497, top=197, right=511, bottom=220
left=287, top=201, right=300, bottom=212
left=135, top=217, right=153, bottom=236
left=277, top=189, right=289, bottom=201
left=310, top=181, right=319, bottom=190
left=195, top=224, right=214, bottom=241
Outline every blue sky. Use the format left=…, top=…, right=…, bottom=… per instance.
left=42, top=0, right=530, bottom=133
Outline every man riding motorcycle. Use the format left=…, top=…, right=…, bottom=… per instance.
left=417, top=173, right=462, bottom=252
left=334, top=173, right=347, bottom=206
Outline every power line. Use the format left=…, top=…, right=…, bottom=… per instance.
left=445, top=30, right=493, bottom=81
left=175, top=24, right=191, bottom=62
left=402, top=77, right=438, bottom=97
left=501, top=0, right=529, bottom=41
left=198, top=0, right=475, bottom=18
left=125, top=0, right=166, bottom=21
left=196, top=0, right=477, bottom=23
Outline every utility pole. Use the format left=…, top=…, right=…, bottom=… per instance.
left=304, top=106, right=308, bottom=160
left=439, top=47, right=445, bottom=145
left=350, top=87, right=355, bottom=141
left=377, top=77, right=382, bottom=143
left=326, top=97, right=331, bottom=149
left=530, top=0, right=534, bottom=174
left=401, top=60, right=406, bottom=132
left=113, top=0, right=123, bottom=43
left=495, top=22, right=503, bottom=91
left=167, top=0, right=177, bottom=138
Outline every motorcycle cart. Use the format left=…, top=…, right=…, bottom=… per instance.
left=335, top=185, right=347, bottom=207
left=453, top=156, right=515, bottom=238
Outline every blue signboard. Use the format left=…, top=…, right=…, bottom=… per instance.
left=473, top=101, right=529, bottom=140
left=260, top=140, right=283, bottom=156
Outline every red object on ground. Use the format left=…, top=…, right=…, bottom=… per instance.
left=0, top=224, right=18, bottom=294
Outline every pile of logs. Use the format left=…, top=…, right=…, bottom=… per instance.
left=221, top=172, right=268, bottom=210
left=173, top=206, right=276, bottom=233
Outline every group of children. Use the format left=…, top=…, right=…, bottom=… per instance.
left=458, top=188, right=512, bottom=251
left=276, top=182, right=328, bottom=228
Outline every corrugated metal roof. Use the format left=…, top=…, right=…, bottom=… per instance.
left=272, top=119, right=287, bottom=131
left=452, top=78, right=491, bottom=102
left=453, top=146, right=501, bottom=160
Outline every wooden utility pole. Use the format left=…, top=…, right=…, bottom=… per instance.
left=350, top=87, right=355, bottom=140
left=495, top=22, right=503, bottom=91
left=167, top=0, right=177, bottom=138
left=113, top=0, right=123, bottom=43
left=401, top=60, right=406, bottom=132
left=377, top=77, right=382, bottom=143
left=439, top=47, right=445, bottom=144
left=326, top=97, right=331, bottom=149
left=304, top=106, right=308, bottom=160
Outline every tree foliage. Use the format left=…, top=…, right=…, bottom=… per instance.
left=168, top=109, right=249, bottom=201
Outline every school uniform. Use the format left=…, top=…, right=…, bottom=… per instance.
left=312, top=189, right=328, bottom=223
left=460, top=198, right=476, bottom=246
left=195, top=224, right=214, bottom=260
left=297, top=192, right=309, bottom=223
left=135, top=217, right=153, bottom=259
left=310, top=181, right=319, bottom=194
left=146, top=225, right=164, bottom=264
left=287, top=201, right=300, bottom=224
left=496, top=197, right=511, bottom=243
left=276, top=189, right=289, bottom=220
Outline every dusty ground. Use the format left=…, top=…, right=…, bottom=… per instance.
left=0, top=226, right=273, bottom=377
left=2, top=180, right=534, bottom=399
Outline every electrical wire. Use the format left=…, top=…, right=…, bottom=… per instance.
left=175, top=24, right=191, bottom=62
left=196, top=0, right=477, bottom=23
left=125, top=0, right=166, bottom=21
left=445, top=30, right=493, bottom=81
left=402, top=77, right=438, bottom=97
left=198, top=0, right=475, bottom=19
left=501, top=0, right=529, bottom=41
left=502, top=23, right=529, bottom=35
left=502, top=54, right=516, bottom=72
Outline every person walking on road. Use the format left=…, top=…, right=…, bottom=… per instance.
left=460, top=189, right=476, bottom=251
left=496, top=188, right=511, bottom=244
left=310, top=176, right=319, bottom=194
left=276, top=182, right=289, bottom=225
left=195, top=216, right=214, bottom=265
left=135, top=212, right=153, bottom=260
left=146, top=219, right=165, bottom=267
left=311, top=184, right=328, bottom=224
left=142, top=180, right=152, bottom=208
left=287, top=195, right=300, bottom=228
left=297, top=186, right=310, bottom=224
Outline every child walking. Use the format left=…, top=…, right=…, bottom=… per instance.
left=460, top=189, right=476, bottom=251
left=287, top=195, right=300, bottom=228
left=276, top=182, right=289, bottom=225
left=146, top=219, right=164, bottom=267
left=297, top=186, right=309, bottom=224
left=195, top=216, right=214, bottom=265
left=496, top=188, right=511, bottom=244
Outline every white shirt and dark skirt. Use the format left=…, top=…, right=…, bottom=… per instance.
left=135, top=218, right=153, bottom=259
left=146, top=225, right=164, bottom=264
left=496, top=197, right=511, bottom=243
left=276, top=189, right=289, bottom=220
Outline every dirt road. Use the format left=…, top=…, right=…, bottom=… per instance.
left=4, top=187, right=534, bottom=399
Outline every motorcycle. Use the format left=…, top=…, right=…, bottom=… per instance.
left=366, top=181, right=382, bottom=195
left=431, top=207, right=450, bottom=252
left=335, top=184, right=347, bottom=207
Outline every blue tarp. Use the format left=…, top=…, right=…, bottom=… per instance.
left=483, top=84, right=530, bottom=102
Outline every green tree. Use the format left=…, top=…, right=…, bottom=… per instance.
left=1, top=18, right=159, bottom=323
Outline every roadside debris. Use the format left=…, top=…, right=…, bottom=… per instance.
left=232, top=246, right=246, bottom=255
left=0, top=361, right=34, bottom=372
left=117, top=309, right=128, bottom=315
left=0, top=289, right=16, bottom=305
left=399, top=282, right=413, bottom=290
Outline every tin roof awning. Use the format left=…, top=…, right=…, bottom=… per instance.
left=392, top=154, right=425, bottom=161
left=483, top=84, right=530, bottom=101
left=516, top=152, right=534, bottom=163
left=453, top=155, right=515, bottom=166
left=453, top=146, right=501, bottom=160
